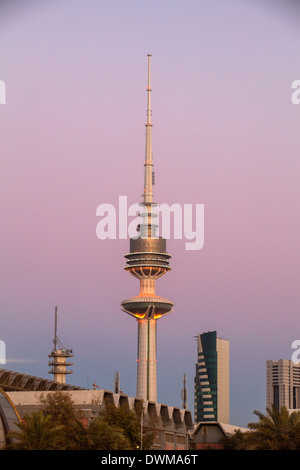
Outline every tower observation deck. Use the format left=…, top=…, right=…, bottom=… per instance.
left=121, top=55, right=173, bottom=403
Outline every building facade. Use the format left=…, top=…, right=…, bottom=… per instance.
left=7, top=389, right=194, bottom=450
left=266, top=359, right=300, bottom=412
left=191, top=421, right=248, bottom=450
left=0, top=387, right=21, bottom=449
left=194, top=331, right=229, bottom=424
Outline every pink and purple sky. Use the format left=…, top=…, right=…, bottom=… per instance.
left=0, top=0, right=300, bottom=427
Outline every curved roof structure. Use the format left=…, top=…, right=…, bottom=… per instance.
left=0, top=387, right=21, bottom=448
left=0, top=368, right=85, bottom=392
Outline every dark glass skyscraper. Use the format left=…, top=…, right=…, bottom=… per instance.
left=194, top=331, right=229, bottom=423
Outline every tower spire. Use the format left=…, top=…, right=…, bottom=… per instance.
left=144, top=53, right=153, bottom=205
left=53, top=305, right=58, bottom=351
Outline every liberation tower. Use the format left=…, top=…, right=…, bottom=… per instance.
left=121, top=55, right=174, bottom=403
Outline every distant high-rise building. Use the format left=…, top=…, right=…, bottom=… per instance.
left=266, top=360, right=300, bottom=412
left=194, top=331, right=229, bottom=424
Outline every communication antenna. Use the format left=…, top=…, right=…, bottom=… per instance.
left=181, top=373, right=188, bottom=409
left=114, top=371, right=120, bottom=394
left=48, top=306, right=73, bottom=384
left=53, top=305, right=58, bottom=350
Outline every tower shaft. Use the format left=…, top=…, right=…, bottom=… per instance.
left=137, top=319, right=157, bottom=402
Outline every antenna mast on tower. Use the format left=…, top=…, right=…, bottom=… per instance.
left=181, top=374, right=188, bottom=409
left=48, top=306, right=74, bottom=384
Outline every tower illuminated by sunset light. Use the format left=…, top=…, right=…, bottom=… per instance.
left=121, top=55, right=174, bottom=403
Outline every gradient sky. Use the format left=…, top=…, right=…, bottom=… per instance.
left=0, top=0, right=300, bottom=427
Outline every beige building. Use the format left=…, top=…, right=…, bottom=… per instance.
left=6, top=389, right=194, bottom=450
left=0, top=368, right=247, bottom=449
left=266, top=359, right=300, bottom=412
left=191, top=421, right=248, bottom=450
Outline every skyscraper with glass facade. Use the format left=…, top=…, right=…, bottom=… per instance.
left=194, top=331, right=229, bottom=424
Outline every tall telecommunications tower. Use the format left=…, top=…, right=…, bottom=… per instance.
left=48, top=306, right=73, bottom=384
left=121, top=55, right=174, bottom=403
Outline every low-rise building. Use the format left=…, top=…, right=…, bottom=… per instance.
left=191, top=421, right=248, bottom=450
left=7, top=389, right=194, bottom=450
